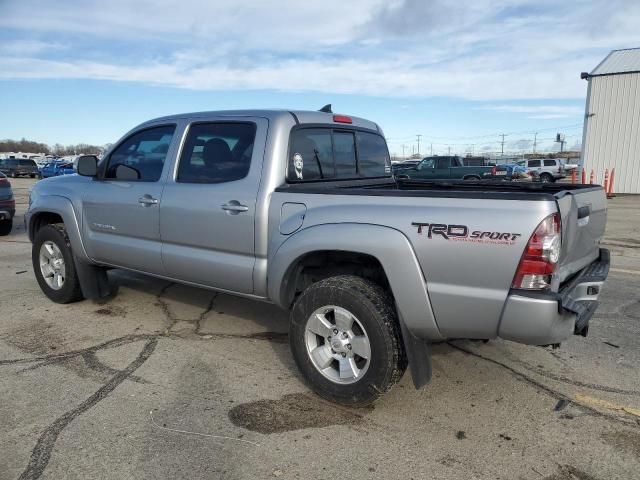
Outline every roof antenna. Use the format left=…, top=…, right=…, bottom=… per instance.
left=319, top=104, right=332, bottom=113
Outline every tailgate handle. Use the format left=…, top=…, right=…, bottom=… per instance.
left=577, top=206, right=591, bottom=219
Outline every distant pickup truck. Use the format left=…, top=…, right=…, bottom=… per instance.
left=25, top=108, right=609, bottom=406
left=394, top=155, right=502, bottom=180
left=0, top=158, right=40, bottom=178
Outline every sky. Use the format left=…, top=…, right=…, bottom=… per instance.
left=1, top=0, right=639, bottom=156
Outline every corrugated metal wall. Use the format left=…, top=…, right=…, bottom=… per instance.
left=583, top=73, right=640, bottom=194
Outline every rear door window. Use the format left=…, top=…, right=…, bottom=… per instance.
left=177, top=122, right=257, bottom=183
left=288, top=128, right=389, bottom=181
left=528, top=160, right=541, bottom=168
left=543, top=159, right=557, bottom=167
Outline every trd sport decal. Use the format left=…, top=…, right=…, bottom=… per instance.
left=411, top=222, right=521, bottom=245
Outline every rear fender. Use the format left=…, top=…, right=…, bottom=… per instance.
left=269, top=223, right=442, bottom=388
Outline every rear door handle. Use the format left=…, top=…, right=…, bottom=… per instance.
left=222, top=202, right=249, bottom=214
left=138, top=195, right=159, bottom=206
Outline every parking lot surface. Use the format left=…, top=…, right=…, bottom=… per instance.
left=1, top=178, right=639, bottom=480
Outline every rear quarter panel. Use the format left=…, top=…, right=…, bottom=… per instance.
left=269, top=191, right=556, bottom=339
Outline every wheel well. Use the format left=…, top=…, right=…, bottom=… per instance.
left=284, top=251, right=390, bottom=308
left=31, top=212, right=64, bottom=237
left=463, top=175, right=481, bottom=180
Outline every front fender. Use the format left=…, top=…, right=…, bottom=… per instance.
left=27, top=195, right=89, bottom=262
left=268, top=223, right=444, bottom=341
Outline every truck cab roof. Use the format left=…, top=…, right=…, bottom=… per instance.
left=140, top=109, right=382, bottom=133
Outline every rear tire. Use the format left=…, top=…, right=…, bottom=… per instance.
left=0, top=219, right=12, bottom=236
left=32, top=224, right=84, bottom=303
left=290, top=275, right=406, bottom=407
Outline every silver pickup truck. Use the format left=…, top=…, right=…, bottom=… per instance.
left=25, top=109, right=609, bottom=406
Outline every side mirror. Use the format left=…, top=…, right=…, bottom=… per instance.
left=77, top=155, right=98, bottom=176
left=115, top=164, right=140, bottom=180
left=416, top=163, right=422, bottom=171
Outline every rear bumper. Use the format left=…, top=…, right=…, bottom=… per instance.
left=498, top=248, right=610, bottom=345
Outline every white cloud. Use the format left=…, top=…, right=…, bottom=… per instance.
left=481, top=104, right=584, bottom=119
left=1, top=0, right=639, bottom=100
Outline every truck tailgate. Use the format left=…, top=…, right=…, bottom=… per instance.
left=555, top=186, right=607, bottom=284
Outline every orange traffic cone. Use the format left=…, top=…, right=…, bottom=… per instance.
left=589, top=170, right=594, bottom=184
left=603, top=168, right=609, bottom=193
left=571, top=169, right=577, bottom=184
left=608, top=168, right=616, bottom=198
left=581, top=168, right=586, bottom=184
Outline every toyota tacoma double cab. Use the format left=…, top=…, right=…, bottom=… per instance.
left=25, top=108, right=609, bottom=406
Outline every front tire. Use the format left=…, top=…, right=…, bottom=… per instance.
left=290, top=275, right=406, bottom=406
left=32, top=224, right=84, bottom=303
left=540, top=173, right=554, bottom=183
left=0, top=219, right=12, bottom=236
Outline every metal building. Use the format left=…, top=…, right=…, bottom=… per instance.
left=581, top=48, right=640, bottom=194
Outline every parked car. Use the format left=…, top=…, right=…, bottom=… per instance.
left=517, top=158, right=565, bottom=183
left=40, top=161, right=75, bottom=178
left=0, top=158, right=40, bottom=178
left=0, top=172, right=15, bottom=235
left=25, top=109, right=609, bottom=406
left=395, top=155, right=499, bottom=180
left=496, top=163, right=537, bottom=181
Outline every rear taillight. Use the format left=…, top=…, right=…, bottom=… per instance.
left=512, top=213, right=561, bottom=290
left=0, top=178, right=8, bottom=186
left=491, top=165, right=496, bottom=176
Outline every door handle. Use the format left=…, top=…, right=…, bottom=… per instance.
left=222, top=202, right=249, bottom=214
left=138, top=195, right=159, bottom=206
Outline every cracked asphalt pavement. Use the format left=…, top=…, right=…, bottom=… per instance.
left=1, top=178, right=639, bottom=480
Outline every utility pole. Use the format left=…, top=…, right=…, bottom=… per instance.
left=500, top=134, right=507, bottom=157
left=416, top=134, right=422, bottom=156
left=448, top=145, right=451, bottom=155
left=430, top=143, right=433, bottom=155
left=401, top=144, right=406, bottom=159
left=533, top=132, right=538, bottom=154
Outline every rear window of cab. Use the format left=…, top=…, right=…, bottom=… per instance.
left=287, top=128, right=390, bottom=182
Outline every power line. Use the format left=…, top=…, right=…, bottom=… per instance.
left=385, top=123, right=583, bottom=142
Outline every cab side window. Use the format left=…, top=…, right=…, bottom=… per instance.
left=105, top=125, right=176, bottom=181
left=528, top=160, right=541, bottom=168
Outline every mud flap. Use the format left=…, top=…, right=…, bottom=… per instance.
left=398, top=311, right=432, bottom=389
left=73, top=256, right=111, bottom=300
